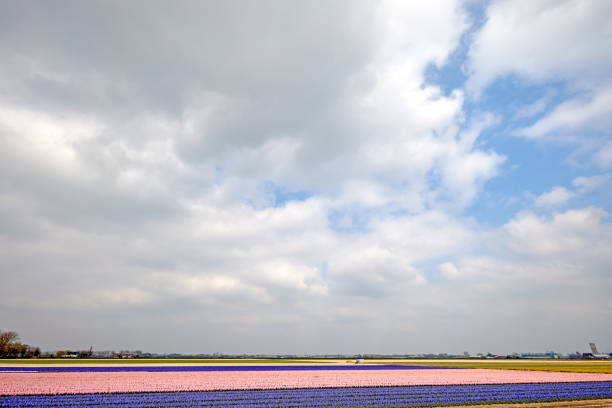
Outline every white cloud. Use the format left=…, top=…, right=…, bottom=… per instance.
left=467, top=0, right=612, bottom=94
left=594, top=142, right=612, bottom=168
left=433, top=207, right=612, bottom=351
left=256, top=261, right=327, bottom=295
left=502, top=207, right=611, bottom=259
left=372, top=211, right=477, bottom=259
left=533, top=174, right=609, bottom=208
left=329, top=247, right=426, bottom=297
left=521, top=85, right=612, bottom=140
left=572, top=173, right=611, bottom=193
left=79, top=288, right=154, bottom=307
left=534, top=186, right=575, bottom=207
left=0, top=106, right=102, bottom=182
left=439, top=261, right=461, bottom=278
left=468, top=0, right=612, bottom=170
left=514, top=90, right=556, bottom=119
left=438, top=148, right=505, bottom=208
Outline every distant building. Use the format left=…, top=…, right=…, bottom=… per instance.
left=92, top=350, right=114, bottom=358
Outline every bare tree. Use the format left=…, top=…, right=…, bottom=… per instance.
left=0, top=330, right=19, bottom=356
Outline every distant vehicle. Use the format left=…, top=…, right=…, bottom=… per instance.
left=588, top=343, right=611, bottom=359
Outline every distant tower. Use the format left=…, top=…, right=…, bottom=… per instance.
left=589, top=343, right=599, bottom=354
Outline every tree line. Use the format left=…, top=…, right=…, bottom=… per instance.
left=0, top=330, right=40, bottom=358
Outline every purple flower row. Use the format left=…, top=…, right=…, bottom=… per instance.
left=1, top=381, right=611, bottom=407
left=3, top=365, right=456, bottom=373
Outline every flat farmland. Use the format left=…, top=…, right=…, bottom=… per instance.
left=0, top=358, right=325, bottom=365
left=4, top=357, right=612, bottom=370
left=368, top=359, right=612, bottom=374
left=1, top=360, right=611, bottom=407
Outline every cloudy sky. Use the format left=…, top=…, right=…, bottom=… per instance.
left=1, top=0, right=611, bottom=355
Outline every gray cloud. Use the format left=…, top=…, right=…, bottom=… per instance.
left=1, top=0, right=611, bottom=355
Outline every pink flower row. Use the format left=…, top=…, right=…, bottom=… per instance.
left=2, top=368, right=612, bottom=395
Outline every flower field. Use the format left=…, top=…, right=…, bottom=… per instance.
left=1, top=364, right=611, bottom=407
left=1, top=382, right=612, bottom=407
left=0, top=365, right=453, bottom=372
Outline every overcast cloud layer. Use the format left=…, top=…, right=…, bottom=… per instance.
left=1, top=0, right=611, bottom=355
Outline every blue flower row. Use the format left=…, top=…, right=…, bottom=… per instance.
left=1, top=381, right=611, bottom=407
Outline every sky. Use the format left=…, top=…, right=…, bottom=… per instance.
left=1, top=0, right=611, bottom=356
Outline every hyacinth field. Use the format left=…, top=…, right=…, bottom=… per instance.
left=1, top=364, right=612, bottom=407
